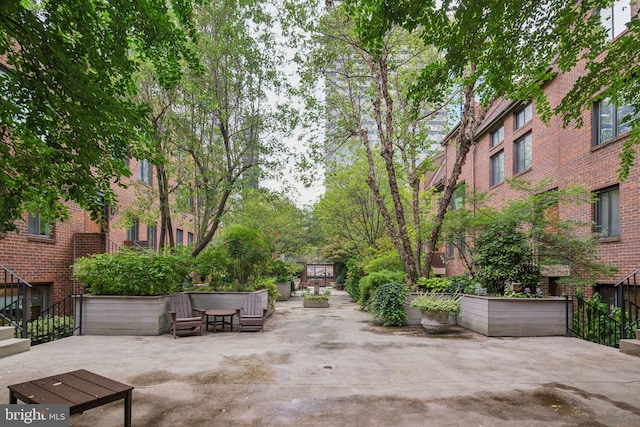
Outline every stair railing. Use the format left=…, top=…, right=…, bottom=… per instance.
left=0, top=263, right=32, bottom=338
left=615, top=268, right=640, bottom=339
left=26, top=294, right=82, bottom=345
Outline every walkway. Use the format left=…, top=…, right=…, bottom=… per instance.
left=2, top=291, right=640, bottom=426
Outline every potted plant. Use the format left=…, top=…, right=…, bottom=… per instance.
left=302, top=289, right=331, bottom=308
left=410, top=292, right=461, bottom=334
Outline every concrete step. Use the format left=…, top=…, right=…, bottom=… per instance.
left=0, top=326, right=15, bottom=341
left=0, top=338, right=30, bottom=358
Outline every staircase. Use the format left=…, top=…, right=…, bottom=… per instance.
left=620, top=330, right=640, bottom=357
left=0, top=326, right=30, bottom=358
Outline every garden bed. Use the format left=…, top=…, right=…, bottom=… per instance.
left=458, top=295, right=566, bottom=337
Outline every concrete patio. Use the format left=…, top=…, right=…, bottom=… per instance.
left=1, top=290, right=640, bottom=426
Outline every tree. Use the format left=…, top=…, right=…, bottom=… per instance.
left=313, top=158, right=388, bottom=260
left=172, top=0, right=298, bottom=257
left=0, top=0, right=198, bottom=232
left=345, top=0, right=617, bottom=277
left=303, top=4, right=444, bottom=282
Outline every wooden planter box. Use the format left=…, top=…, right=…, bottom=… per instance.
left=303, top=299, right=329, bottom=308
left=458, top=295, right=566, bottom=337
left=276, top=282, right=292, bottom=301
left=76, top=295, right=173, bottom=336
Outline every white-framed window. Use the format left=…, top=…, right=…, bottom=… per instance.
left=490, top=151, right=504, bottom=186
left=491, top=125, right=504, bottom=148
left=600, top=0, right=631, bottom=40
left=594, top=186, right=620, bottom=238
left=27, top=212, right=51, bottom=238
left=138, top=159, right=152, bottom=185
left=514, top=133, right=533, bottom=173
left=593, top=99, right=634, bottom=145
left=515, top=103, right=533, bottom=130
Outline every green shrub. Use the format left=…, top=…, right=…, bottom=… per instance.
left=371, top=282, right=409, bottom=326
left=416, top=277, right=450, bottom=292
left=73, top=248, right=192, bottom=296
left=358, top=270, right=406, bottom=310
left=447, top=276, right=478, bottom=294
left=345, top=276, right=361, bottom=301
left=193, top=245, right=232, bottom=284
left=363, top=250, right=403, bottom=274
left=410, top=292, right=461, bottom=314
left=270, top=260, right=303, bottom=282
left=302, top=289, right=331, bottom=300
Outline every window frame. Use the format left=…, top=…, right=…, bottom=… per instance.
left=515, top=103, right=533, bottom=130
left=27, top=212, right=52, bottom=238
left=599, top=0, right=631, bottom=40
left=593, top=99, right=634, bottom=146
left=490, top=125, right=504, bottom=148
left=490, top=150, right=505, bottom=187
left=176, top=228, right=184, bottom=246
left=137, top=159, right=153, bottom=185
left=514, top=132, right=533, bottom=174
left=594, top=185, right=620, bottom=238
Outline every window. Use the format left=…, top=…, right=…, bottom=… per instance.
left=490, top=125, right=504, bottom=148
left=600, top=0, right=631, bottom=40
left=515, top=103, right=532, bottom=130
left=594, top=186, right=620, bottom=238
left=594, top=99, right=634, bottom=145
left=127, top=219, right=139, bottom=241
left=449, top=184, right=465, bottom=210
left=514, top=133, right=532, bottom=173
left=28, top=212, right=51, bottom=238
left=447, top=240, right=456, bottom=258
left=187, top=232, right=194, bottom=245
left=490, top=151, right=504, bottom=186
left=147, top=225, right=157, bottom=251
left=138, top=159, right=152, bottom=185
left=176, top=229, right=184, bottom=245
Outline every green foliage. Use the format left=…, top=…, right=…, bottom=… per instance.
left=73, top=248, right=193, bottom=296
left=302, top=289, right=331, bottom=301
left=447, top=276, right=478, bottom=294
left=26, top=315, right=75, bottom=342
left=357, top=270, right=406, bottom=311
left=222, top=225, right=273, bottom=288
left=410, top=293, right=461, bottom=315
left=472, top=221, right=540, bottom=296
left=572, top=289, right=634, bottom=347
left=254, top=278, right=279, bottom=312
left=370, top=282, right=409, bottom=326
left=193, top=245, right=233, bottom=284
left=416, top=277, right=450, bottom=293
left=270, top=260, right=303, bottom=282
left=363, top=250, right=404, bottom=274
left=0, top=0, right=198, bottom=232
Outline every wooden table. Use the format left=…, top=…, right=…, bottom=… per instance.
left=8, top=369, right=133, bottom=427
left=206, top=309, right=237, bottom=332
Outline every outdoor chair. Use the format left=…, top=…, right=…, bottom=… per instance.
left=168, top=293, right=206, bottom=339
left=236, top=293, right=267, bottom=333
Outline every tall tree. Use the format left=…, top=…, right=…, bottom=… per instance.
left=304, top=4, right=444, bottom=282
left=345, top=0, right=616, bottom=277
left=175, top=0, right=298, bottom=257
left=0, top=0, right=198, bottom=232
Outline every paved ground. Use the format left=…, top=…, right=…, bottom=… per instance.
left=1, top=290, right=640, bottom=426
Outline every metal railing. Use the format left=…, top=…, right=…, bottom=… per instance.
left=566, top=293, right=630, bottom=348
left=0, top=263, right=32, bottom=338
left=615, top=269, right=640, bottom=338
left=25, top=294, right=82, bottom=346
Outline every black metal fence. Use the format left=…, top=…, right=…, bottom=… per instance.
left=26, top=294, right=82, bottom=346
left=1, top=263, right=31, bottom=338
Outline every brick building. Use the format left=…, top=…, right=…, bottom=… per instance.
left=434, top=3, right=639, bottom=301
left=0, top=159, right=195, bottom=316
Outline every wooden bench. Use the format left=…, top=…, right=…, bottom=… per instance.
left=8, top=369, right=133, bottom=427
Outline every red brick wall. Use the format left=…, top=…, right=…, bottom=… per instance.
left=0, top=160, right=196, bottom=304
left=440, top=60, right=640, bottom=289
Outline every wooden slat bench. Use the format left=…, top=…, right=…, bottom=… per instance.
left=8, top=369, right=133, bottom=427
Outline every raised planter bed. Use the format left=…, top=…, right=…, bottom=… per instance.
left=276, top=282, right=292, bottom=301
left=303, top=299, right=329, bottom=308
left=76, top=290, right=271, bottom=335
left=458, top=295, right=566, bottom=337
left=403, top=294, right=456, bottom=326
left=76, top=295, right=173, bottom=336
